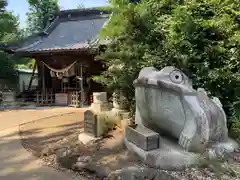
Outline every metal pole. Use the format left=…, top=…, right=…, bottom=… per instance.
left=80, top=64, right=84, bottom=107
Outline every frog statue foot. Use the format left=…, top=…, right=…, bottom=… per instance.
left=133, top=66, right=236, bottom=153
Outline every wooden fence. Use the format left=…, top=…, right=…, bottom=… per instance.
left=68, top=91, right=81, bottom=107
left=36, top=90, right=55, bottom=106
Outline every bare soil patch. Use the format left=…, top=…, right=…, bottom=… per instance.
left=19, top=112, right=240, bottom=180
left=19, top=111, right=141, bottom=179
left=41, top=129, right=143, bottom=179
left=19, top=111, right=84, bottom=156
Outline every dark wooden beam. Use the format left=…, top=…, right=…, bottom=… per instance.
left=27, top=61, right=37, bottom=91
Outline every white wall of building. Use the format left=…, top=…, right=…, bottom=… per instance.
left=18, top=69, right=38, bottom=92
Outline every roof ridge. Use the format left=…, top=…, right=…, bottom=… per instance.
left=41, top=7, right=110, bottom=35
left=1, top=8, right=111, bottom=54
left=43, top=16, right=60, bottom=35
left=56, top=7, right=110, bottom=14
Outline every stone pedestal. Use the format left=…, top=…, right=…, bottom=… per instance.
left=84, top=110, right=97, bottom=136
left=91, top=103, right=110, bottom=113
left=91, top=92, right=110, bottom=113
left=83, top=109, right=106, bottom=138
left=2, top=92, right=15, bottom=101
left=2, top=91, right=16, bottom=106
left=123, top=66, right=240, bottom=170
left=93, top=92, right=107, bottom=104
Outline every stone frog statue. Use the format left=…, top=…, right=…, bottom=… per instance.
left=134, top=66, right=229, bottom=153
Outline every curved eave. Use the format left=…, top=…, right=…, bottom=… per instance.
left=0, top=47, right=16, bottom=54
left=12, top=47, right=99, bottom=57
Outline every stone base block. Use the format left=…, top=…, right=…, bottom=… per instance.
left=2, top=92, right=15, bottom=102
left=91, top=103, right=110, bottom=113
left=124, top=135, right=239, bottom=170
left=124, top=135, right=199, bottom=170
left=125, top=124, right=159, bottom=151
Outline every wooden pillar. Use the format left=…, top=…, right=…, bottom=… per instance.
left=36, top=60, right=41, bottom=90
left=27, top=62, right=37, bottom=91
left=76, top=61, right=79, bottom=90
left=42, top=61, right=45, bottom=91
left=80, top=63, right=84, bottom=107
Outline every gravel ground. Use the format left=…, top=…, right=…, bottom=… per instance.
left=21, top=129, right=240, bottom=180
left=39, top=147, right=240, bottom=180
left=18, top=113, right=240, bottom=180
left=40, top=154, right=95, bottom=180
left=22, top=132, right=95, bottom=180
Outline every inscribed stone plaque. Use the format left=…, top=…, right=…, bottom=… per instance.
left=84, top=110, right=97, bottom=136
left=125, top=125, right=160, bottom=151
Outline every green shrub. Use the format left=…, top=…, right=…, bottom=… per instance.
left=95, top=0, right=240, bottom=124
left=229, top=115, right=240, bottom=142
left=97, top=112, right=121, bottom=133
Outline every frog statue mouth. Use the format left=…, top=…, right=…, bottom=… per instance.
left=133, top=66, right=229, bottom=153
left=134, top=67, right=196, bottom=94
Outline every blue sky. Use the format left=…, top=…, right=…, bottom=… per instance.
left=7, top=0, right=109, bottom=27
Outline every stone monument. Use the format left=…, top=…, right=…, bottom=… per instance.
left=91, top=92, right=110, bottom=113
left=79, top=109, right=107, bottom=144
left=84, top=110, right=97, bottom=136
left=125, top=66, right=239, bottom=170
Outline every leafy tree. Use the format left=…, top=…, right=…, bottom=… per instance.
left=96, top=0, right=240, bottom=122
left=0, top=0, right=7, bottom=12
left=0, top=0, right=20, bottom=41
left=26, top=0, right=59, bottom=34
left=0, top=0, right=21, bottom=83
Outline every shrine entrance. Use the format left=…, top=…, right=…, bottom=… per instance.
left=35, top=52, right=105, bottom=107
left=1, top=8, right=109, bottom=106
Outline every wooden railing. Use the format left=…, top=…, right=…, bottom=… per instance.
left=35, top=90, right=87, bottom=107
left=36, top=90, right=55, bottom=106
left=68, top=91, right=81, bottom=107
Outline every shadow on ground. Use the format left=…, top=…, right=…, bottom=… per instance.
left=18, top=111, right=143, bottom=179
left=19, top=111, right=85, bottom=156
left=0, top=128, right=82, bottom=180
left=0, top=107, right=91, bottom=180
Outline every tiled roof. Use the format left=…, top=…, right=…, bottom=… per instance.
left=9, top=8, right=110, bottom=53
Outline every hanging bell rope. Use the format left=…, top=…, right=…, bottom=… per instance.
left=42, top=61, right=77, bottom=73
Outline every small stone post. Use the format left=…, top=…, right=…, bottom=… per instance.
left=90, top=92, right=110, bottom=113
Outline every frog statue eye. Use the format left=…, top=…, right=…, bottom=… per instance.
left=169, top=70, right=184, bottom=84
